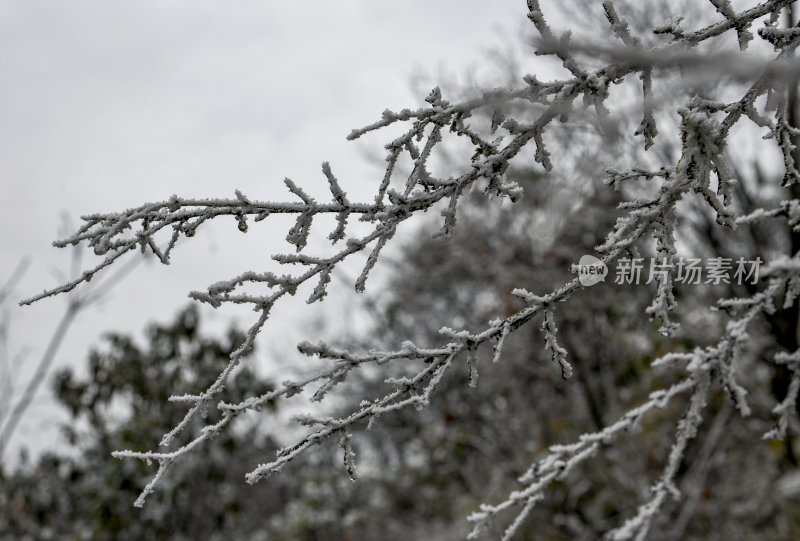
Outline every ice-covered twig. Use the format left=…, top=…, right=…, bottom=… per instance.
left=22, top=0, right=800, bottom=530
left=469, top=278, right=784, bottom=540
left=764, top=349, right=800, bottom=440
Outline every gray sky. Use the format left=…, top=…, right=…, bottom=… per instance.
left=0, top=1, right=526, bottom=459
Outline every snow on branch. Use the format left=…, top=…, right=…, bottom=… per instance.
left=540, top=306, right=572, bottom=379
left=20, top=0, right=800, bottom=537
left=469, top=277, right=784, bottom=541
left=764, top=349, right=800, bottom=440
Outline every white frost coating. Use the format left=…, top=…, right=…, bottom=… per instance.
left=20, top=0, right=800, bottom=538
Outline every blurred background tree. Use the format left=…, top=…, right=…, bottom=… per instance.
left=0, top=306, right=294, bottom=541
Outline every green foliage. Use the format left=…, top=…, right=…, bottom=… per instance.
left=0, top=306, right=286, bottom=541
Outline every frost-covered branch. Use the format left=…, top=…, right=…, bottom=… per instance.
left=20, top=0, right=800, bottom=537
left=469, top=277, right=783, bottom=541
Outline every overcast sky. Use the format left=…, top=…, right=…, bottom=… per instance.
left=0, top=1, right=529, bottom=459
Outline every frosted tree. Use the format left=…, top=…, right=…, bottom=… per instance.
left=21, top=1, right=800, bottom=538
